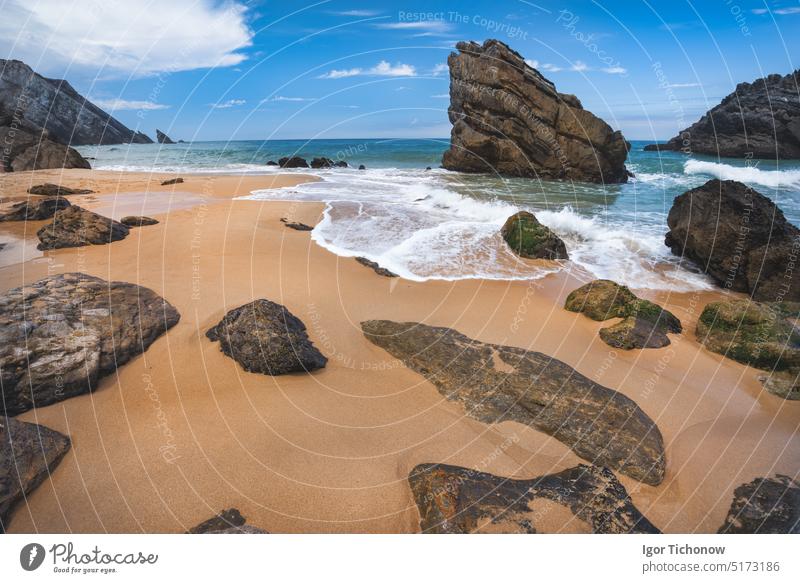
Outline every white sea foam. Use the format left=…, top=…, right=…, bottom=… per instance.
left=684, top=159, right=800, bottom=189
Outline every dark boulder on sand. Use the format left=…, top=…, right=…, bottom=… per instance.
left=1, top=417, right=71, bottom=532
left=0, top=273, right=180, bottom=416
left=565, top=279, right=682, bottom=349
left=120, top=215, right=159, bottom=227
left=501, top=211, right=568, bottom=260
left=0, top=197, right=70, bottom=221
left=206, top=299, right=327, bottom=375
left=278, top=156, right=309, bottom=169
left=718, top=475, right=800, bottom=533
left=355, top=257, right=397, bottom=277
left=409, top=463, right=660, bottom=533
left=665, top=179, right=800, bottom=301
left=441, top=39, right=630, bottom=183
left=280, top=217, right=313, bottom=231
left=361, top=320, right=665, bottom=485
left=27, top=183, right=93, bottom=196
left=36, top=206, right=129, bottom=250
left=160, top=177, right=184, bottom=186
left=187, top=508, right=268, bottom=534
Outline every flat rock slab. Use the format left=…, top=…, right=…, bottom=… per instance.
left=0, top=197, right=70, bottom=221
left=121, top=215, right=159, bottom=227
left=207, top=299, right=327, bottom=375
left=27, top=184, right=94, bottom=196
left=187, top=508, right=268, bottom=534
left=408, top=463, right=660, bottom=533
left=362, top=320, right=665, bottom=485
left=718, top=475, right=800, bottom=533
left=36, top=205, right=129, bottom=250
left=0, top=273, right=181, bottom=416
left=1, top=417, right=71, bottom=532
left=355, top=257, right=398, bottom=277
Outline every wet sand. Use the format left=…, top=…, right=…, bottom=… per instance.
left=1, top=168, right=798, bottom=533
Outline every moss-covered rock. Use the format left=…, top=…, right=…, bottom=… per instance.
left=696, top=299, right=800, bottom=399
left=565, top=280, right=682, bottom=350
left=501, top=211, right=568, bottom=260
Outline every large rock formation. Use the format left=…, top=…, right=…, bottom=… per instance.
left=36, top=206, right=130, bottom=250
left=156, top=129, right=175, bottom=144
left=649, top=70, right=800, bottom=159
left=0, top=59, right=153, bottom=145
left=0, top=273, right=180, bottom=416
left=665, top=179, right=800, bottom=301
left=1, top=417, right=71, bottom=532
left=206, top=299, right=327, bottom=375
left=718, top=475, right=799, bottom=533
left=408, top=463, right=660, bottom=533
left=0, top=197, right=70, bottom=221
left=501, top=211, right=568, bottom=260
left=441, top=40, right=630, bottom=183
left=361, top=320, right=665, bottom=485
left=565, top=280, right=682, bottom=349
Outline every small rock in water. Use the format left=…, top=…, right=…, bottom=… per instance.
left=358, top=164, right=366, bottom=170
left=0, top=197, right=70, bottom=221
left=206, top=299, right=327, bottom=375
left=266, top=160, right=278, bottom=166
left=278, top=156, right=309, bottom=168
left=36, top=205, right=129, bottom=249
left=187, top=508, right=268, bottom=534
left=355, top=257, right=397, bottom=277
left=160, top=177, right=184, bottom=186
left=501, top=210, right=568, bottom=260
left=718, top=475, right=800, bottom=533
left=27, top=183, right=94, bottom=196
left=310, top=157, right=334, bottom=168
left=120, top=215, right=159, bottom=227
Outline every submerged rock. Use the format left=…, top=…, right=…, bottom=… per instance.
left=36, top=206, right=129, bottom=250
left=1, top=417, right=71, bottom=532
left=718, top=475, right=800, bottom=533
left=206, top=299, right=327, bottom=375
left=666, top=179, right=800, bottom=301
left=565, top=280, right=682, bottom=349
left=355, top=257, right=398, bottom=277
left=362, top=320, right=665, bottom=485
left=696, top=300, right=800, bottom=399
left=501, top=211, right=568, bottom=260
left=0, top=273, right=180, bottom=416
left=27, top=183, right=94, bottom=196
left=187, top=508, right=268, bottom=534
left=160, top=177, right=184, bottom=186
left=358, top=164, right=366, bottom=170
left=408, top=463, right=660, bottom=534
left=0, top=197, right=70, bottom=221
left=278, top=156, right=309, bottom=168
left=441, top=39, right=629, bottom=183
left=120, top=215, right=159, bottom=227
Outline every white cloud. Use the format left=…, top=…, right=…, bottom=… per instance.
left=525, top=59, right=539, bottom=68
left=571, top=61, right=589, bottom=72
left=91, top=98, right=169, bottom=111
left=0, top=0, right=253, bottom=76
left=210, top=99, right=246, bottom=109
left=270, top=96, right=314, bottom=102
left=540, top=63, right=562, bottom=72
left=333, top=10, right=381, bottom=17
left=431, top=94, right=449, bottom=98
left=376, top=21, right=452, bottom=33
left=753, top=7, right=800, bottom=14
left=666, top=82, right=701, bottom=88
left=432, top=63, right=449, bottom=76
left=319, top=60, right=417, bottom=79
left=602, top=66, right=627, bottom=74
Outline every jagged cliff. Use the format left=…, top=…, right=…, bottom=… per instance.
left=647, top=70, right=800, bottom=159
left=441, top=40, right=630, bottom=183
left=0, top=59, right=152, bottom=146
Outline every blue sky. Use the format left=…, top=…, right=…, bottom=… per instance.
left=2, top=0, right=799, bottom=140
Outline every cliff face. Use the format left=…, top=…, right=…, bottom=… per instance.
left=0, top=59, right=153, bottom=146
left=441, top=40, right=630, bottom=184
left=654, top=70, right=800, bottom=159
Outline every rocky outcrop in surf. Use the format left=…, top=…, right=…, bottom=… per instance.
left=441, top=39, right=630, bottom=183
left=665, top=179, right=800, bottom=301
left=408, top=463, right=660, bottom=533
left=355, top=257, right=398, bottom=277
left=717, top=475, right=800, bottom=533
left=156, top=129, right=175, bottom=144
left=0, top=273, right=180, bottom=416
left=278, top=156, right=309, bottom=168
left=36, top=206, right=130, bottom=249
left=501, top=211, right=568, bottom=260
left=0, top=59, right=152, bottom=145
left=649, top=70, right=800, bottom=159
left=361, top=320, right=665, bottom=485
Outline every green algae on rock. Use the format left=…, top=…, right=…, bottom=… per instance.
left=501, top=211, right=568, bottom=260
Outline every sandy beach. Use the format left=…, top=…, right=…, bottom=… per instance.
left=1, top=168, right=798, bottom=534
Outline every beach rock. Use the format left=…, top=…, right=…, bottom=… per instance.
left=310, top=157, right=334, bottom=168
left=654, top=70, right=800, bottom=159
left=0, top=273, right=180, bottom=416
left=441, top=39, right=630, bottom=183
left=27, top=183, right=94, bottom=196
left=409, top=463, right=660, bottom=534
left=718, top=475, right=800, bottom=533
left=358, top=164, right=366, bottom=170
left=0, top=197, right=70, bottom=221
left=0, top=417, right=71, bottom=532
left=280, top=218, right=313, bottom=231
left=206, top=299, right=327, bottom=375
left=156, top=129, right=175, bottom=144
left=355, top=257, right=398, bottom=277
left=696, top=300, right=800, bottom=399
left=362, top=320, right=665, bottom=485
left=0, top=58, right=153, bottom=145
left=565, top=280, right=682, bottom=349
left=334, top=160, right=348, bottom=168
left=120, top=216, right=159, bottom=227
left=665, top=179, right=800, bottom=301
left=36, top=206, right=129, bottom=250
left=278, top=156, right=309, bottom=168
left=643, top=143, right=667, bottom=152
left=187, top=508, right=268, bottom=534
left=160, top=177, right=184, bottom=186
left=266, top=160, right=278, bottom=166
left=501, top=211, right=568, bottom=260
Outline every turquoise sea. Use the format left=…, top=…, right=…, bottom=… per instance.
left=77, top=139, right=800, bottom=289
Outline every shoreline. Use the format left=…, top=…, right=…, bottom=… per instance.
left=1, top=169, right=798, bottom=533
